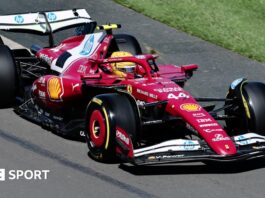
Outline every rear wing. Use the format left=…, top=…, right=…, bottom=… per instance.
left=0, top=8, right=97, bottom=46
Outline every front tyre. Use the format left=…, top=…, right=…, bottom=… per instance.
left=225, top=79, right=265, bottom=135
left=85, top=93, right=139, bottom=162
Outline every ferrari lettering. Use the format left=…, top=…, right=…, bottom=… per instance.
left=212, top=134, right=230, bottom=142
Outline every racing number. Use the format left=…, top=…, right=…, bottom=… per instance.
left=168, top=93, right=189, bottom=100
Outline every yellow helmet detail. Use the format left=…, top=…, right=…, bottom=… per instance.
left=110, top=51, right=135, bottom=77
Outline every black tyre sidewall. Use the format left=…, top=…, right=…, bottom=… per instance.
left=85, top=93, right=139, bottom=162
left=242, top=82, right=265, bottom=134
left=0, top=45, right=18, bottom=107
left=86, top=101, right=115, bottom=162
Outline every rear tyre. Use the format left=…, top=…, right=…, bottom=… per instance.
left=0, top=37, right=4, bottom=44
left=0, top=45, right=18, bottom=107
left=225, top=79, right=265, bottom=135
left=85, top=93, right=139, bottom=162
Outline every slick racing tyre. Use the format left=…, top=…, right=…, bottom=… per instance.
left=225, top=79, right=265, bottom=135
left=0, top=45, right=18, bottom=107
left=85, top=93, right=139, bottom=162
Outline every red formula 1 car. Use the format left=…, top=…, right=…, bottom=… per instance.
left=1, top=9, right=265, bottom=165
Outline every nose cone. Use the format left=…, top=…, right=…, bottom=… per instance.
left=211, top=140, right=237, bottom=156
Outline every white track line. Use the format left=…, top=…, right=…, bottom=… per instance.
left=1, top=34, right=24, bottom=49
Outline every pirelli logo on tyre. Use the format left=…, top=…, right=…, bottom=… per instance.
left=47, top=77, right=63, bottom=100
left=180, top=103, right=201, bottom=112
left=92, top=98, right=103, bottom=106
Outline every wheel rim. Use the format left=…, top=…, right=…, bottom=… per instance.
left=89, top=110, right=106, bottom=148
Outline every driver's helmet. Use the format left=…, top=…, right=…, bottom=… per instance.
left=110, top=51, right=135, bottom=77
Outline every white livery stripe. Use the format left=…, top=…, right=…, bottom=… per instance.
left=234, top=133, right=265, bottom=145
left=51, top=32, right=104, bottom=73
left=134, top=139, right=201, bottom=157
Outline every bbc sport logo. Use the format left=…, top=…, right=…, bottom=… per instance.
left=0, top=169, right=5, bottom=181
left=0, top=168, right=49, bottom=181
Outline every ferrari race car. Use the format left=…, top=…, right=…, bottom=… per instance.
left=1, top=9, right=265, bottom=165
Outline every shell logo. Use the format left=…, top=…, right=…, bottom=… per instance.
left=47, top=77, right=63, bottom=100
left=180, top=103, right=201, bottom=112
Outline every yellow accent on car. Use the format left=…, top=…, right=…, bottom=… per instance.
left=102, top=107, right=110, bottom=149
left=180, top=103, right=201, bottom=112
left=48, top=77, right=62, bottom=100
left=96, top=24, right=121, bottom=31
left=240, top=81, right=251, bottom=119
left=111, top=51, right=134, bottom=67
left=111, top=51, right=135, bottom=78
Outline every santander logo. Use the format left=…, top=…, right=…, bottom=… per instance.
left=212, top=134, right=230, bottom=142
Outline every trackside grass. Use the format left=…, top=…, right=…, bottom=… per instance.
left=115, top=0, right=265, bottom=63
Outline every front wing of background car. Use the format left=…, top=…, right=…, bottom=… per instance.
left=122, top=133, right=265, bottom=165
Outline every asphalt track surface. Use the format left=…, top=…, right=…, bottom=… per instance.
left=1, top=0, right=265, bottom=198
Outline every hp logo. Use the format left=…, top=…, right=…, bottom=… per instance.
left=47, top=12, right=57, bottom=22
left=14, top=15, right=24, bottom=24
